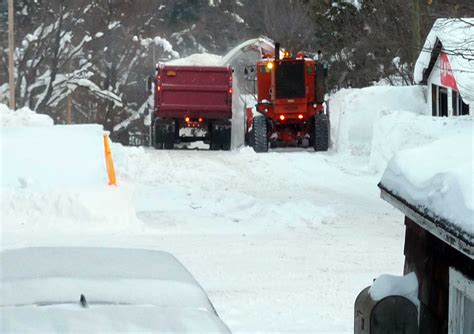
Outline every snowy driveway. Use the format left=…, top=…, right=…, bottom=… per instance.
left=2, top=147, right=405, bottom=333
left=115, top=148, right=405, bottom=333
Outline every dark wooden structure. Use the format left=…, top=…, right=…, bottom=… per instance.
left=379, top=184, right=474, bottom=334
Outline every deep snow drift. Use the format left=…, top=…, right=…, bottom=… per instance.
left=1, top=106, right=136, bottom=232
left=381, top=130, right=473, bottom=234
left=329, top=85, right=429, bottom=159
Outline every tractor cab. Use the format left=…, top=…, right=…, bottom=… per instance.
left=256, top=51, right=323, bottom=122
left=245, top=42, right=329, bottom=152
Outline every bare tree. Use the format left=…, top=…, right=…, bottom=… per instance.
left=255, top=0, right=315, bottom=54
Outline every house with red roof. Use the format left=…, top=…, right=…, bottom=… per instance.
left=414, top=18, right=473, bottom=117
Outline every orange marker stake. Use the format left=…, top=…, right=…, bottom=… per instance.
left=103, top=133, right=117, bottom=186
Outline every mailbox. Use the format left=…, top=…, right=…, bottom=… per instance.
left=354, top=287, right=418, bottom=333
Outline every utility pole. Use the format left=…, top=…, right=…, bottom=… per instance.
left=8, top=0, right=15, bottom=110
left=412, top=0, right=421, bottom=66
left=66, top=94, right=72, bottom=124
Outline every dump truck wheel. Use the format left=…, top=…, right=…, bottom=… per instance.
left=209, top=122, right=221, bottom=150
left=154, top=120, right=164, bottom=149
left=252, top=115, right=268, bottom=153
left=222, top=127, right=231, bottom=151
left=314, top=113, right=329, bottom=152
left=164, top=128, right=174, bottom=149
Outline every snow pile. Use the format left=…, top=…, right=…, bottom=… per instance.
left=369, top=272, right=419, bottom=306
left=166, top=53, right=223, bottom=66
left=414, top=18, right=474, bottom=105
left=1, top=104, right=137, bottom=231
left=370, top=112, right=473, bottom=172
left=330, top=85, right=429, bottom=157
left=167, top=37, right=274, bottom=67
left=0, top=104, right=53, bottom=127
left=380, top=130, right=473, bottom=235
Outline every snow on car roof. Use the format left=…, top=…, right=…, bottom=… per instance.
left=414, top=18, right=474, bottom=105
left=379, top=130, right=473, bottom=249
left=0, top=247, right=214, bottom=313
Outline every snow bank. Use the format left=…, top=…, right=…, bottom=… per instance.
left=369, top=272, right=419, bottom=306
left=380, top=130, right=473, bottom=234
left=329, top=85, right=429, bottom=157
left=0, top=104, right=53, bottom=127
left=370, top=112, right=473, bottom=173
left=1, top=105, right=137, bottom=232
left=2, top=125, right=107, bottom=188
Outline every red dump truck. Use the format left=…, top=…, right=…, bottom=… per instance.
left=151, top=64, right=233, bottom=150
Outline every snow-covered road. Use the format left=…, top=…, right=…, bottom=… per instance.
left=122, top=148, right=406, bottom=333
left=2, top=146, right=405, bottom=333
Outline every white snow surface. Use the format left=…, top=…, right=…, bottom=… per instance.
left=166, top=53, right=223, bottom=66
left=1, top=247, right=229, bottom=333
left=166, top=37, right=275, bottom=67
left=380, top=129, right=474, bottom=235
left=1, top=247, right=213, bottom=309
left=370, top=110, right=473, bottom=173
left=0, top=104, right=53, bottom=127
left=329, top=85, right=429, bottom=166
left=1, top=105, right=137, bottom=232
left=369, top=272, right=419, bottom=306
left=414, top=18, right=474, bottom=105
left=4, top=82, right=471, bottom=332
left=1, top=306, right=228, bottom=333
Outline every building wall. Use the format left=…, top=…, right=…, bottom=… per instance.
left=403, top=216, right=474, bottom=334
left=428, top=55, right=451, bottom=117
left=427, top=52, right=470, bottom=117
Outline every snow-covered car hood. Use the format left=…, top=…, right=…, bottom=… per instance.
left=0, top=247, right=230, bottom=333
left=1, top=304, right=229, bottom=333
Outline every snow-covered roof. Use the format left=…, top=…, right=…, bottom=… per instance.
left=379, top=129, right=473, bottom=258
left=414, top=18, right=474, bottom=105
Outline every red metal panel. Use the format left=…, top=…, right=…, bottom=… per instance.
left=439, top=52, right=458, bottom=91
left=155, top=64, right=232, bottom=120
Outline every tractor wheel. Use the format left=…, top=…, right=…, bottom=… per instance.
left=313, top=113, right=329, bottom=152
left=252, top=115, right=268, bottom=153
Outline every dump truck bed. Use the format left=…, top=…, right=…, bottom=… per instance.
left=155, top=65, right=232, bottom=120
